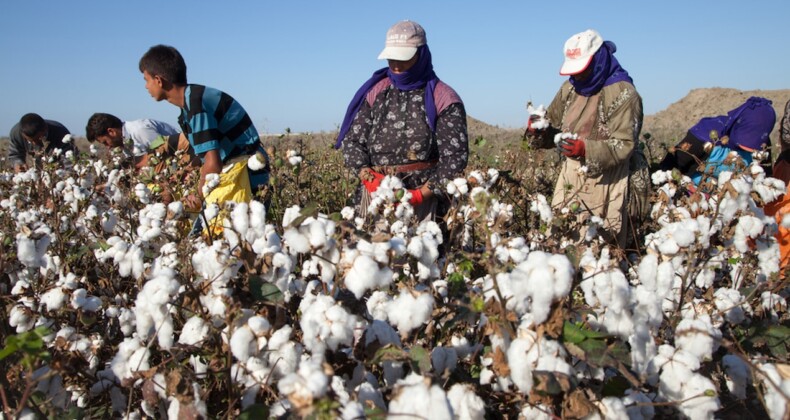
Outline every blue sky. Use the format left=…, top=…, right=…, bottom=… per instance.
left=1, top=1, right=788, bottom=137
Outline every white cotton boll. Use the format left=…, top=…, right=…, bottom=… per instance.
left=340, top=206, right=354, bottom=221
left=178, top=316, right=210, bottom=346
left=733, top=215, right=764, bottom=252
left=713, top=288, right=749, bottom=325
left=722, top=354, right=749, bottom=399
left=167, top=201, right=184, bottom=218
left=529, top=194, right=553, bottom=223
left=230, top=202, right=250, bottom=236
left=9, top=305, right=34, bottom=332
left=283, top=227, right=311, bottom=254
left=761, top=291, right=787, bottom=319
left=388, top=373, right=453, bottom=420
left=675, top=317, right=720, bottom=362
left=753, top=175, right=785, bottom=204
left=134, top=183, right=151, bottom=204
left=345, top=254, right=393, bottom=299
left=41, top=287, right=68, bottom=312
left=204, top=203, right=220, bottom=222
left=520, top=403, right=554, bottom=419
left=247, top=153, right=267, bottom=171
left=202, top=173, right=221, bottom=196
left=71, top=289, right=102, bottom=312
left=678, top=373, right=720, bottom=419
left=62, top=134, right=73, bottom=144
left=385, top=290, right=434, bottom=339
left=446, top=383, right=485, bottom=420
left=366, top=291, right=391, bottom=321
left=596, top=397, right=629, bottom=420
left=526, top=103, right=549, bottom=130
left=230, top=325, right=256, bottom=362
left=278, top=358, right=328, bottom=405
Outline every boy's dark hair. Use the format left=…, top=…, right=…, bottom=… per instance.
left=86, top=113, right=123, bottom=142
left=19, top=113, right=46, bottom=137
left=138, top=45, right=187, bottom=85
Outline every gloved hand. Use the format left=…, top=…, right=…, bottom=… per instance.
left=361, top=168, right=385, bottom=193
left=408, top=188, right=424, bottom=206
left=560, top=137, right=585, bottom=158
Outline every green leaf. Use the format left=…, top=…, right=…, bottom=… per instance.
left=287, top=202, right=319, bottom=228
left=409, top=345, right=431, bottom=374
left=0, top=341, right=19, bottom=361
left=371, top=344, right=408, bottom=365
left=249, top=276, right=284, bottom=304
left=563, top=321, right=610, bottom=344
left=238, top=404, right=269, bottom=420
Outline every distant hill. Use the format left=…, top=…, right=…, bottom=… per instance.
left=643, top=88, right=790, bottom=147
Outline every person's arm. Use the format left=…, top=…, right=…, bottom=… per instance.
left=527, top=85, right=567, bottom=149
left=198, top=149, right=222, bottom=199
left=583, top=83, right=643, bottom=175
left=429, top=102, right=468, bottom=191
left=781, top=99, right=790, bottom=152
left=342, top=100, right=374, bottom=176
left=8, top=131, right=27, bottom=172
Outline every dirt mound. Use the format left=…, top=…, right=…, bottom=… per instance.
left=643, top=87, right=790, bottom=147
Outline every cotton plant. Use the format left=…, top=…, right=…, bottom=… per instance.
left=298, top=281, right=356, bottom=353
left=507, top=329, right=573, bottom=395
left=579, top=248, right=635, bottom=339
left=191, top=239, right=241, bottom=322
left=755, top=362, right=790, bottom=420
left=388, top=373, right=454, bottom=419
left=133, top=265, right=182, bottom=350
left=482, top=250, right=573, bottom=327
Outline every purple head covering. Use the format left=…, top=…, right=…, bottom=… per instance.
left=569, top=41, right=633, bottom=97
left=689, top=97, right=775, bottom=150
left=335, top=45, right=438, bottom=149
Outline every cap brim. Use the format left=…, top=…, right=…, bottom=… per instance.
left=378, top=46, right=418, bottom=61
left=559, top=55, right=594, bottom=76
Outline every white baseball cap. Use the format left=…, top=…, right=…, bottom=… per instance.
left=559, top=29, right=604, bottom=76
left=377, top=20, right=426, bottom=61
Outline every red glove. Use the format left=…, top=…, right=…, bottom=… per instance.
left=361, top=170, right=385, bottom=193
left=408, top=188, right=424, bottom=206
left=560, top=138, right=585, bottom=158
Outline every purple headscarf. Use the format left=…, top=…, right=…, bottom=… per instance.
left=569, top=41, right=633, bottom=97
left=689, top=96, right=776, bottom=150
left=335, top=45, right=438, bottom=149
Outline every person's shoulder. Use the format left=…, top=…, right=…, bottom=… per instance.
left=434, top=81, right=463, bottom=112
left=366, top=78, right=392, bottom=106
left=604, top=80, right=639, bottom=96
left=45, top=120, right=70, bottom=134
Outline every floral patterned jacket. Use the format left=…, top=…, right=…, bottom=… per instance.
left=341, top=79, right=468, bottom=190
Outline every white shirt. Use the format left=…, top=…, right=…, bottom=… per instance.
left=122, top=119, right=179, bottom=157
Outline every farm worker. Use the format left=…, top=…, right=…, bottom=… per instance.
left=336, top=20, right=469, bottom=221
left=781, top=99, right=790, bottom=152
left=766, top=103, right=790, bottom=275
left=85, top=112, right=189, bottom=170
left=659, top=96, right=776, bottom=186
left=137, top=45, right=270, bottom=222
left=525, top=29, right=646, bottom=247
left=7, top=113, right=75, bottom=173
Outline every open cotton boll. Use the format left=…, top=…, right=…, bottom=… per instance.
left=752, top=175, right=785, bottom=204
left=178, top=316, right=210, bottom=346
left=529, top=194, right=553, bottom=223
left=133, top=267, right=181, bottom=350
left=366, top=291, right=391, bottom=321
left=388, top=373, right=453, bottom=420
left=675, top=316, right=721, bottom=362
left=446, top=383, right=485, bottom=420
left=299, top=286, right=355, bottom=353
left=757, top=363, right=790, bottom=420
left=71, top=289, right=102, bottom=312
left=110, top=337, right=150, bottom=382
left=247, top=153, right=267, bottom=171
left=761, top=291, right=787, bottom=319
left=202, top=173, right=220, bottom=196
left=278, top=358, right=329, bottom=409
left=344, top=254, right=393, bottom=299
left=526, top=103, right=549, bottom=131
left=520, top=403, right=554, bottom=420
left=489, top=250, right=573, bottom=326
left=713, top=288, right=750, bottom=325
left=230, top=325, right=256, bottom=362
left=385, top=290, right=434, bottom=339
left=733, top=215, right=764, bottom=252
left=595, top=397, right=629, bottom=419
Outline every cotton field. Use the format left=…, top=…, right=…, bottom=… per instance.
left=0, top=140, right=788, bottom=419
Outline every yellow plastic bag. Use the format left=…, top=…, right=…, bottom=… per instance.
left=205, top=161, right=253, bottom=205
left=201, top=160, right=252, bottom=237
